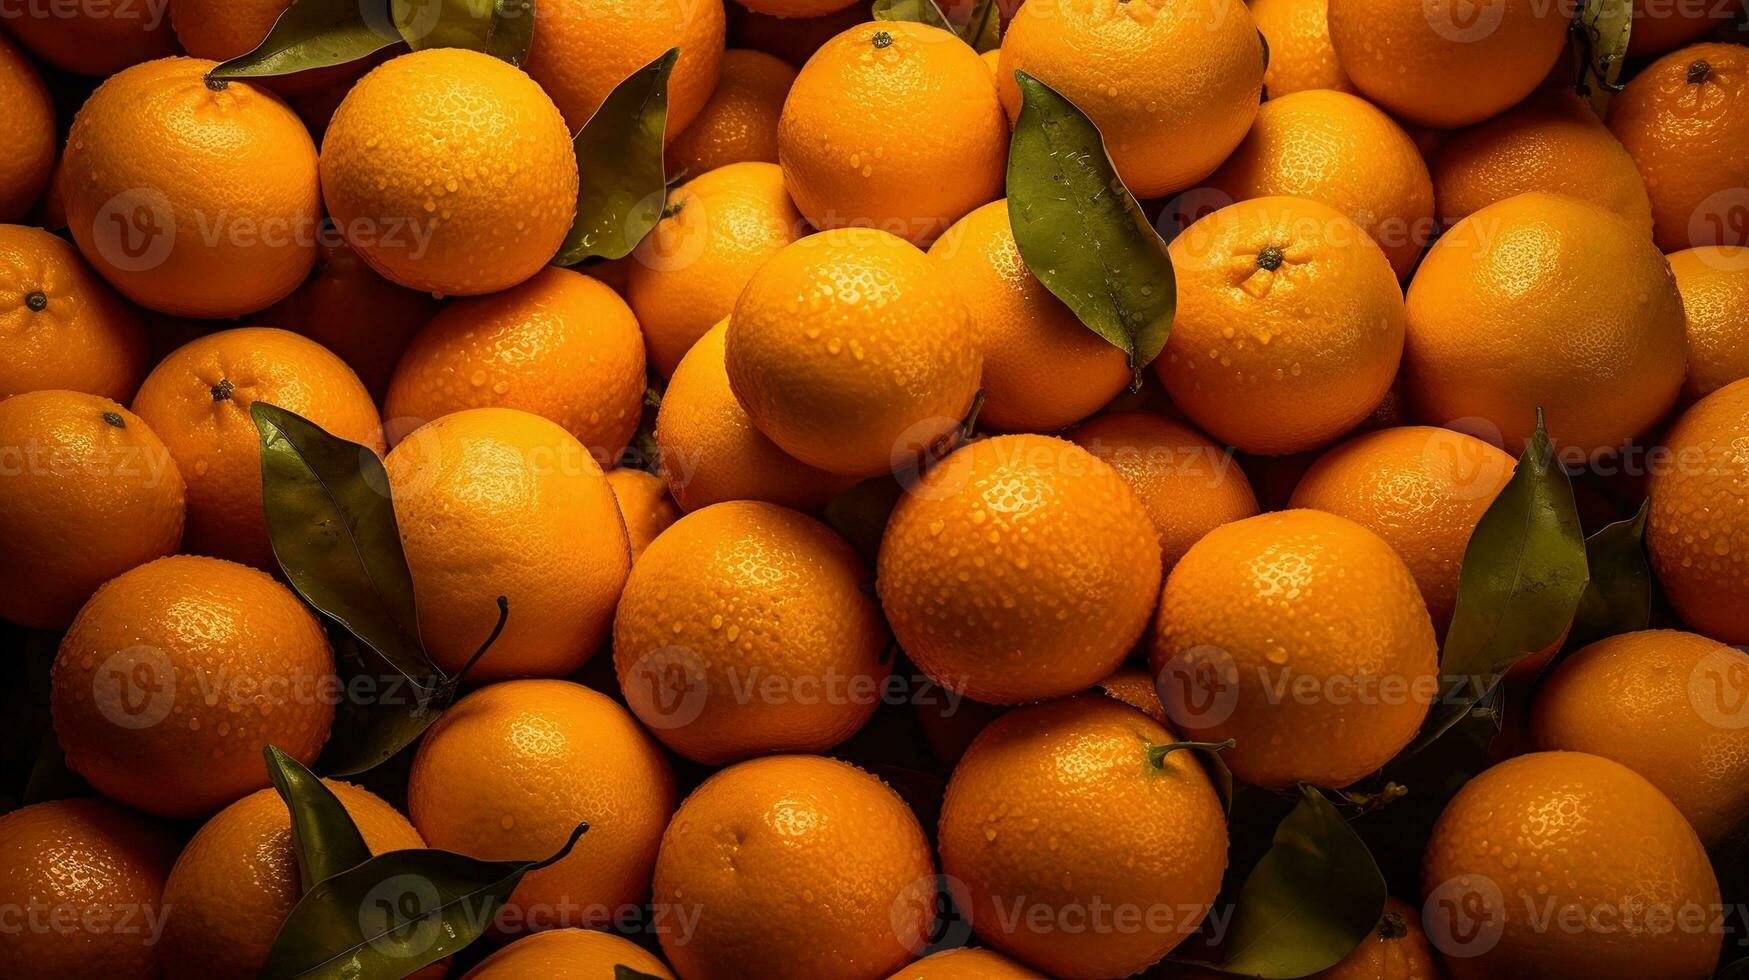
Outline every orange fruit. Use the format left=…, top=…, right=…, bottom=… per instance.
left=1151, top=510, right=1439, bottom=789
left=651, top=755, right=936, bottom=980
left=321, top=48, right=577, bottom=296
left=463, top=929, right=675, bottom=979
left=735, top=2, right=871, bottom=67
left=408, top=680, right=678, bottom=933
left=1157, top=196, right=1406, bottom=456
left=1403, top=193, right=1686, bottom=458
left=1668, top=246, right=1749, bottom=400
left=939, top=695, right=1228, bottom=978
left=613, top=500, right=889, bottom=763
left=998, top=0, right=1264, bottom=199
left=384, top=267, right=647, bottom=467
left=524, top=0, right=726, bottom=137
left=725, top=228, right=981, bottom=478
left=667, top=49, right=798, bottom=179
left=0, top=798, right=178, bottom=980
left=2, top=3, right=179, bottom=76
left=1096, top=665, right=1171, bottom=724
left=878, top=434, right=1162, bottom=704
left=63, top=58, right=320, bottom=318
left=1250, top=0, right=1354, bottom=97
left=1628, top=0, right=1735, bottom=56
left=884, top=948, right=1045, bottom=979
left=779, top=21, right=1006, bottom=245
left=1420, top=751, right=1721, bottom=980
left=0, top=32, right=54, bottom=223
left=50, top=554, right=335, bottom=818
left=1647, top=378, right=1749, bottom=643
left=626, top=160, right=804, bottom=377
left=605, top=467, right=681, bottom=562
left=384, top=408, right=631, bottom=679
left=1608, top=42, right=1749, bottom=251
left=0, top=224, right=149, bottom=403
left=927, top=199, right=1130, bottom=432
left=1311, top=897, right=1441, bottom=980
left=131, top=326, right=384, bottom=571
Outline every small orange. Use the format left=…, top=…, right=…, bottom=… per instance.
left=667, top=49, right=798, bottom=179
left=1095, top=665, right=1171, bottom=724
left=1250, top=0, right=1354, bottom=97
left=0, top=224, right=148, bottom=403
left=885, top=948, right=1045, bottom=979
left=0, top=31, right=54, bottom=223
left=1668, top=246, right=1749, bottom=400
left=1629, top=0, right=1738, bottom=57
left=1311, top=897, right=1441, bottom=980
left=1647, top=378, right=1749, bottom=643
left=1, top=3, right=179, bottom=76
left=462, top=929, right=675, bottom=979
left=525, top=0, right=726, bottom=137
left=605, top=467, right=681, bottom=562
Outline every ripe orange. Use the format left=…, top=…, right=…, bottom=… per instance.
left=928, top=200, right=1130, bottom=432
left=525, top=0, right=725, bottom=137
left=1629, top=0, right=1735, bottom=55
left=651, top=755, right=936, bottom=980
left=0, top=224, right=148, bottom=403
left=462, top=929, right=675, bottom=979
left=1647, top=378, right=1749, bottom=643
left=1249, top=0, right=1354, bottom=97
left=878, top=434, right=1162, bottom=704
left=885, top=948, right=1045, bottom=979
left=0, top=31, right=54, bottom=223
left=605, top=467, right=681, bottom=562
left=1096, top=665, right=1170, bottom=724
left=939, top=695, right=1228, bottom=978
left=131, top=326, right=383, bottom=571
left=2, top=3, right=179, bottom=76
left=1312, top=897, right=1441, bottom=980
left=384, top=267, right=647, bottom=467
left=779, top=21, right=1006, bottom=245
left=667, top=49, right=798, bottom=179
left=63, top=58, right=320, bottom=318
left=1668, top=246, right=1749, bottom=400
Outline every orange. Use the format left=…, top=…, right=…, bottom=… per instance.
left=1157, top=196, right=1406, bottom=456
left=525, top=0, right=726, bottom=136
left=1669, top=246, right=1749, bottom=400
left=605, top=467, right=681, bottom=562
left=0, top=798, right=177, bottom=980
left=655, top=319, right=858, bottom=511
left=384, top=408, right=631, bottom=679
left=168, top=0, right=282, bottom=59
left=131, top=326, right=384, bottom=571
left=463, top=929, right=675, bottom=979
left=999, top=0, right=1263, bottom=199
left=1608, top=43, right=1749, bottom=251
left=939, top=695, right=1228, bottom=978
left=666, top=49, right=797, bottom=179
left=928, top=200, right=1130, bottom=432
left=321, top=48, right=577, bottom=296
left=1070, top=411, right=1261, bottom=573
left=626, top=161, right=804, bottom=377
left=384, top=267, right=647, bottom=467
left=779, top=21, right=1006, bottom=245
left=0, top=224, right=149, bottom=403
left=1151, top=510, right=1439, bottom=789
left=613, top=500, right=889, bottom=763
left=878, top=434, right=1162, bottom=704
left=1629, top=0, right=1735, bottom=55
left=50, top=554, right=335, bottom=817
left=1096, top=665, right=1170, bottom=724
left=1, top=3, right=179, bottom=76
left=1403, top=193, right=1686, bottom=458
left=1250, top=0, right=1354, bottom=97
left=408, top=680, right=677, bottom=933
left=1327, top=0, right=1569, bottom=128
left=651, top=755, right=935, bottom=980
left=1420, top=752, right=1722, bottom=980
left=1648, top=378, right=1749, bottom=643
left=1311, top=897, right=1441, bottom=980
left=884, top=948, right=1045, bottom=979
left=725, top=228, right=981, bottom=478
left=0, top=32, right=54, bottom=223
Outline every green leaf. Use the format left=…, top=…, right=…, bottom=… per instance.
left=556, top=49, right=678, bottom=266
left=1146, top=739, right=1237, bottom=816
left=264, top=745, right=372, bottom=891
left=1564, top=500, right=1653, bottom=654
left=390, top=0, right=534, bottom=66
left=207, top=0, right=402, bottom=81
left=1007, top=71, right=1175, bottom=383
left=959, top=0, right=1002, bottom=53
left=871, top=0, right=955, bottom=32
left=1574, top=0, right=1632, bottom=113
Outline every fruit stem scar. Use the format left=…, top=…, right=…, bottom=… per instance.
left=211, top=378, right=236, bottom=402
left=1145, top=738, right=1236, bottom=768
left=872, top=30, right=893, bottom=49
left=1256, top=245, right=1285, bottom=271
left=1687, top=60, right=1711, bottom=84
left=1380, top=910, right=1408, bottom=940
left=102, top=412, right=126, bottom=429
left=23, top=291, right=47, bottom=312
left=205, top=76, right=229, bottom=92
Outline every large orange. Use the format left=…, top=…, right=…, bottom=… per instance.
left=1668, top=246, right=1749, bottom=400
left=666, top=49, right=797, bottom=179
left=524, top=0, right=725, bottom=136
left=1, top=2, right=179, bottom=76
left=0, top=224, right=148, bottom=403
left=884, top=948, right=1045, bottom=979
left=1249, top=0, right=1353, bottom=97
left=1311, top=897, right=1441, bottom=980
left=462, top=929, right=675, bottom=979
left=1647, top=378, right=1749, bottom=643
left=605, top=467, right=680, bottom=563
left=0, top=32, right=54, bottom=223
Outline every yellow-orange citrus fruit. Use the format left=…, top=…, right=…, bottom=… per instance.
left=384, top=267, right=647, bottom=467
left=1629, top=0, right=1734, bottom=55
left=726, top=228, right=981, bottom=477
left=0, top=32, right=54, bottom=223
left=884, top=948, right=1046, bottom=979
left=321, top=48, right=578, bottom=296
left=667, top=49, right=798, bottom=179
left=2, top=3, right=179, bottom=76
left=1404, top=192, right=1686, bottom=457
left=50, top=555, right=335, bottom=817
left=384, top=408, right=631, bottom=680
left=1151, top=510, right=1438, bottom=789
left=779, top=21, right=1006, bottom=245
left=1312, top=897, right=1441, bottom=980
left=1250, top=0, right=1353, bottom=97
left=524, top=0, right=725, bottom=135
left=131, top=326, right=383, bottom=571
left=408, top=680, right=678, bottom=932
left=0, top=798, right=177, bottom=980
left=1096, top=665, right=1171, bottom=724
left=878, top=434, right=1162, bottom=704
left=605, top=467, right=681, bottom=562
left=1669, top=246, right=1749, bottom=400
left=1420, top=751, right=1722, bottom=980
left=651, top=755, right=936, bottom=980
left=613, top=500, right=889, bottom=763
left=1158, top=196, right=1405, bottom=456
left=998, top=0, right=1264, bottom=199
left=928, top=200, right=1130, bottom=432
left=0, top=224, right=148, bottom=403
left=463, top=929, right=675, bottom=979
left=168, top=0, right=286, bottom=60
left=940, top=695, right=1229, bottom=978
left=1648, top=378, right=1749, bottom=643
left=63, top=58, right=320, bottom=318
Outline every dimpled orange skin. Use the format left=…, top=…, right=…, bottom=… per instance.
left=878, top=434, right=1162, bottom=705
left=627, top=161, right=805, bottom=377
left=50, top=555, right=335, bottom=818
left=884, top=948, right=1045, bottom=979
left=1096, top=665, right=1171, bottom=724
left=2, top=3, right=179, bottom=77
left=1669, top=247, right=1749, bottom=400
left=1403, top=193, right=1686, bottom=458
left=940, top=696, right=1229, bottom=979
left=779, top=21, right=1007, bottom=246
left=1157, top=196, right=1405, bottom=457
left=384, top=408, right=631, bottom=680
left=168, top=0, right=288, bottom=60
left=667, top=50, right=798, bottom=179
left=725, top=228, right=982, bottom=478
left=605, top=467, right=681, bottom=563
left=321, top=49, right=578, bottom=296
left=1420, top=752, right=1723, bottom=980
left=384, top=267, right=647, bottom=467
left=928, top=200, right=1130, bottom=433
left=131, top=326, right=384, bottom=571
left=651, top=755, right=936, bottom=980
left=613, top=500, right=889, bottom=764
left=0, top=225, right=148, bottom=403
left=462, top=929, right=675, bottom=979
left=1151, top=510, right=1439, bottom=789
left=1249, top=0, right=1353, bottom=97
left=1647, top=379, right=1749, bottom=644
left=527, top=0, right=724, bottom=136
left=63, top=59, right=320, bottom=318
left=0, top=33, right=54, bottom=223
left=408, top=680, right=678, bottom=934
left=1310, top=897, right=1441, bottom=980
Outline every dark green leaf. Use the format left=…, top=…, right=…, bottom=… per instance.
left=207, top=0, right=401, bottom=81
left=959, top=0, right=1002, bottom=52
left=1563, top=500, right=1652, bottom=654
left=871, top=0, right=955, bottom=32
left=556, top=49, right=678, bottom=266
left=1574, top=0, right=1633, bottom=113
left=264, top=745, right=372, bottom=891
left=390, top=0, right=534, bottom=66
